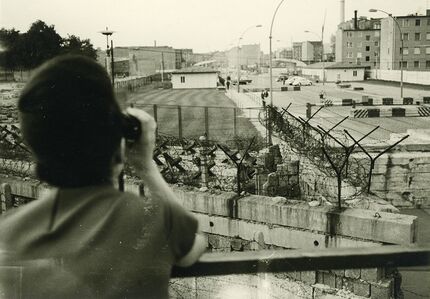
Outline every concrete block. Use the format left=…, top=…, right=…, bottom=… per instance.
left=335, top=275, right=343, bottom=289
left=353, top=280, right=370, bottom=297
left=322, top=272, right=336, bottom=288
left=342, top=277, right=355, bottom=293
left=301, top=271, right=316, bottom=284
left=361, top=268, right=385, bottom=282
left=370, top=279, right=393, bottom=299
left=345, top=269, right=361, bottom=279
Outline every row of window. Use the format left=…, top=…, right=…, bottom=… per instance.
left=399, top=61, right=430, bottom=68
left=346, top=31, right=379, bottom=39
left=347, top=41, right=379, bottom=48
left=401, top=19, right=430, bottom=27
left=400, top=47, right=430, bottom=55
left=402, top=32, right=430, bottom=41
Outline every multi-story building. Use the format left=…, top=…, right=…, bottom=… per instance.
left=292, top=41, right=323, bottom=64
left=226, top=44, right=261, bottom=69
left=380, top=10, right=430, bottom=71
left=292, top=42, right=302, bottom=61
left=335, top=11, right=381, bottom=68
left=275, top=48, right=293, bottom=59
left=175, top=49, right=193, bottom=69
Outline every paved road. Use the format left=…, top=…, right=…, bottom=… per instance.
left=243, top=75, right=430, bottom=146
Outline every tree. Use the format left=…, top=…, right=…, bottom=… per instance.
left=24, top=20, right=63, bottom=68
left=0, top=20, right=98, bottom=72
left=0, top=28, right=22, bottom=71
left=62, top=35, right=97, bottom=59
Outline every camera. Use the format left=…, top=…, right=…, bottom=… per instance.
left=121, top=114, right=141, bottom=142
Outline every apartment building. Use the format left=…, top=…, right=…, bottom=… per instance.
left=380, top=10, right=430, bottom=71
left=335, top=11, right=381, bottom=68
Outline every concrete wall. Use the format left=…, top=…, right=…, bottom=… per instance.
left=171, top=73, right=218, bottom=89
left=302, top=68, right=364, bottom=82
left=369, top=69, right=430, bottom=85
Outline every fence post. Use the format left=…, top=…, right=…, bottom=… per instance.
left=199, top=135, right=209, bottom=187
left=153, top=104, right=158, bottom=137
left=178, top=105, right=183, bottom=140
left=233, top=108, right=237, bottom=137
left=0, top=183, right=13, bottom=213
left=204, top=107, right=209, bottom=139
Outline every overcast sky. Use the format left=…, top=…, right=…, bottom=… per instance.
left=1, top=0, right=428, bottom=53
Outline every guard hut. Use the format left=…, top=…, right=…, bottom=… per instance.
left=171, top=67, right=219, bottom=89
left=302, top=62, right=367, bottom=82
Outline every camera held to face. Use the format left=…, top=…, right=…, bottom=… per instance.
left=121, top=114, right=141, bottom=142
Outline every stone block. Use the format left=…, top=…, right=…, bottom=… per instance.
left=361, top=268, right=384, bottom=282
left=322, top=272, right=336, bottom=288
left=353, top=280, right=370, bottom=297
left=300, top=271, right=316, bottom=284
left=345, top=269, right=361, bottom=279
left=288, top=175, right=299, bottom=185
left=370, top=279, right=393, bottom=299
left=335, top=275, right=343, bottom=289
left=342, top=278, right=355, bottom=293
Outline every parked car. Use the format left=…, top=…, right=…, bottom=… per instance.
left=292, top=77, right=312, bottom=86
left=285, top=76, right=300, bottom=85
left=276, top=75, right=289, bottom=82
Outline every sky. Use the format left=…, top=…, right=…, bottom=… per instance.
left=1, top=0, right=428, bottom=53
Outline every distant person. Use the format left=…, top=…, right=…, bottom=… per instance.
left=226, top=75, right=231, bottom=90
left=0, top=55, right=206, bottom=298
left=282, top=77, right=286, bottom=85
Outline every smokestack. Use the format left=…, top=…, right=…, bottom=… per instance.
left=154, top=40, right=157, bottom=47
left=340, top=0, right=345, bottom=23
left=354, top=10, right=358, bottom=29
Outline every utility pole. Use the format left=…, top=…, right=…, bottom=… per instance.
left=161, top=51, right=165, bottom=82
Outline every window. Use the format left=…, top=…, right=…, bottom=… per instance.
left=415, top=33, right=421, bottom=41
left=414, top=61, right=420, bottom=68
left=403, top=33, right=409, bottom=40
left=426, top=61, right=430, bottom=68
left=416, top=19, right=421, bottom=26
left=374, top=31, right=380, bottom=37
left=403, top=19, right=409, bottom=27
left=374, top=41, right=379, bottom=47
left=347, top=52, right=353, bottom=58
left=365, top=35, right=370, bottom=41
left=428, top=19, right=430, bottom=25
left=357, top=32, right=363, bottom=37
left=403, top=48, right=409, bottom=55
left=374, top=52, right=379, bottom=57
left=374, top=62, right=377, bottom=67
left=346, top=32, right=353, bottom=38
left=414, top=47, right=421, bottom=54
left=426, top=47, right=430, bottom=54
left=353, top=70, right=358, bottom=76
left=365, top=56, right=370, bottom=61
left=357, top=52, right=362, bottom=58
left=347, top=42, right=353, bottom=48
left=180, top=76, right=185, bottom=83
left=365, top=46, right=370, bottom=51
left=400, top=61, right=408, bottom=68
left=426, top=33, right=430, bottom=40
left=357, top=42, right=362, bottom=48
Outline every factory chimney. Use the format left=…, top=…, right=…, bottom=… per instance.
left=354, top=10, right=358, bottom=29
left=340, top=0, right=345, bottom=23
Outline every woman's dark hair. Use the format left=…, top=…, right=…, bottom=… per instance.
left=18, top=55, right=123, bottom=187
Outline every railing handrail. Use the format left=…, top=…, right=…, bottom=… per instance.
left=172, top=244, right=430, bottom=278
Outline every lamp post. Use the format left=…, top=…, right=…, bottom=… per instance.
left=304, top=29, right=325, bottom=85
left=237, top=24, right=262, bottom=92
left=369, top=9, right=404, bottom=98
left=100, top=27, right=115, bottom=86
left=269, top=0, right=286, bottom=145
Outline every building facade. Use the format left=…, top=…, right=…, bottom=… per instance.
left=335, top=13, right=381, bottom=69
left=171, top=68, right=218, bottom=89
left=226, top=44, right=261, bottom=69
left=380, top=10, right=430, bottom=71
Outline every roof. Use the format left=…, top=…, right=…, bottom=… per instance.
left=303, top=62, right=367, bottom=69
left=172, top=67, right=218, bottom=74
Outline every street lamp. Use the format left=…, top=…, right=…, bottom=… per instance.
left=237, top=24, right=263, bottom=92
left=304, top=30, right=325, bottom=85
left=269, top=0, right=286, bottom=145
left=369, top=8, right=404, bottom=98
left=100, top=27, right=115, bottom=86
